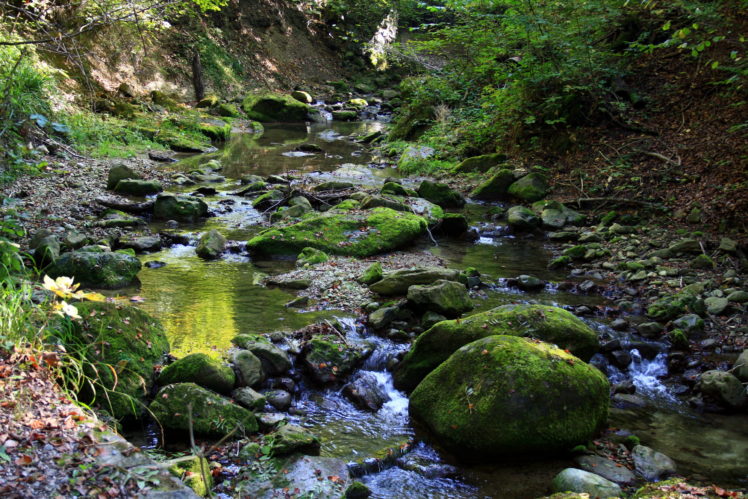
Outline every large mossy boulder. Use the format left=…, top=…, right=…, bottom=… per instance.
left=303, top=337, right=363, bottom=384
left=507, top=172, right=550, bottom=202
left=196, top=229, right=226, bottom=260
left=242, top=93, right=314, bottom=122
left=246, top=208, right=427, bottom=258
left=114, top=179, right=163, bottom=196
left=107, top=164, right=140, bottom=190
left=507, top=206, right=541, bottom=231
left=150, top=383, right=258, bottom=436
left=469, top=169, right=515, bottom=200
left=369, top=267, right=463, bottom=296
left=48, top=251, right=141, bottom=289
left=154, top=193, right=208, bottom=222
left=394, top=304, right=599, bottom=391
left=158, top=353, right=235, bottom=394
left=409, top=335, right=609, bottom=459
left=454, top=153, right=507, bottom=174
left=407, top=279, right=473, bottom=318
left=417, top=180, right=465, bottom=208
left=61, top=302, right=169, bottom=420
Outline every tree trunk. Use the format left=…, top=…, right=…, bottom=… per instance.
left=192, top=51, right=205, bottom=102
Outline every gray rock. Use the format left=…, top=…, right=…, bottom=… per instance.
left=107, top=164, right=140, bottom=190
left=574, top=455, right=636, bottom=485
left=343, top=372, right=390, bottom=412
left=698, top=370, right=747, bottom=408
left=514, top=274, right=545, bottom=291
left=506, top=206, right=540, bottom=231
left=369, top=267, right=463, bottom=296
left=264, top=389, right=292, bottom=411
left=631, top=445, right=677, bottom=481
left=719, top=237, right=738, bottom=253
left=232, top=387, right=266, bottom=410
left=32, top=234, right=60, bottom=265
left=407, top=279, right=473, bottom=318
left=705, top=296, right=729, bottom=315
left=118, top=235, right=162, bottom=253
left=246, top=343, right=292, bottom=376
left=551, top=468, right=623, bottom=497
left=734, top=350, right=748, bottom=382
left=672, top=314, right=704, bottom=337
left=727, top=290, right=748, bottom=303
left=667, top=238, right=701, bottom=255
left=232, top=350, right=265, bottom=387
left=196, top=229, right=226, bottom=260
left=114, top=179, right=163, bottom=196
left=369, top=306, right=399, bottom=330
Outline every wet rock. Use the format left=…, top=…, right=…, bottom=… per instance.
left=631, top=445, right=677, bottom=481
left=231, top=350, right=265, bottom=388
left=512, top=274, right=545, bottom=291
left=264, top=389, right=292, bottom=411
left=196, top=229, right=226, bottom=259
left=239, top=341, right=291, bottom=376
left=396, top=453, right=458, bottom=479
left=369, top=306, right=399, bottom=330
left=637, top=322, right=664, bottom=338
left=507, top=172, right=550, bottom=202
left=573, top=455, right=636, bottom=486
left=410, top=336, right=609, bottom=459
left=296, top=247, right=328, bottom=267
left=107, top=164, right=140, bottom=190
left=118, top=235, right=161, bottom=253
left=154, top=194, right=208, bottom=222
left=48, top=250, right=141, bottom=289
left=551, top=468, right=622, bottom=497
left=611, top=350, right=632, bottom=368
left=303, top=337, right=363, bottom=384
left=439, top=213, right=469, bottom=236
left=727, top=290, right=748, bottom=303
left=381, top=181, right=409, bottom=196
left=395, top=304, right=600, bottom=391
left=369, top=267, right=463, bottom=296
left=150, top=383, right=257, bottom=436
left=343, top=372, right=390, bottom=412
left=345, top=481, right=372, bottom=499
left=258, top=412, right=287, bottom=430
left=149, top=150, right=177, bottom=163
left=697, top=370, right=747, bottom=409
left=114, top=179, right=163, bottom=196
left=232, top=387, right=266, bottom=411
left=158, top=353, right=235, bottom=394
left=270, top=424, right=320, bottom=456
left=667, top=238, right=701, bottom=255
left=242, top=93, right=315, bottom=122
left=610, top=318, right=628, bottom=331
left=235, top=455, right=348, bottom=498
left=672, top=314, right=704, bottom=338
left=407, top=279, right=473, bottom=318
left=417, top=180, right=465, bottom=208
left=145, top=260, right=166, bottom=269
left=506, top=206, right=540, bottom=231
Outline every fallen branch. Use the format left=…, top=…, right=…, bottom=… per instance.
left=632, top=149, right=682, bottom=166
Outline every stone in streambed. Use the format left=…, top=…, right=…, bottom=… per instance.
left=246, top=208, right=427, bottom=258
left=154, top=194, right=208, bottom=222
left=469, top=168, right=515, bottom=200
left=551, top=468, right=622, bottom=497
left=359, top=262, right=383, bottom=285
left=107, top=164, right=140, bottom=190
left=507, top=172, right=550, bottom=202
left=369, top=266, right=464, bottom=296
left=507, top=206, right=540, bottom=231
left=394, top=304, right=599, bottom=391
left=150, top=383, right=257, bottom=436
left=573, top=454, right=636, bottom=485
left=697, top=370, right=747, bottom=409
left=114, top=179, right=163, bottom=196
left=232, top=336, right=291, bottom=376
left=303, top=337, right=363, bottom=384
left=343, top=371, right=390, bottom=412
left=407, top=279, right=473, bottom=318
left=409, top=336, right=609, bottom=459
left=242, top=93, right=315, bottom=122
left=158, top=353, right=235, bottom=394
left=232, top=387, right=266, bottom=411
left=455, top=153, right=507, bottom=174
left=269, top=424, right=321, bottom=456
left=417, top=180, right=465, bottom=208
left=196, top=229, right=226, bottom=259
left=48, top=250, right=141, bottom=289
left=231, top=350, right=265, bottom=388
left=631, top=445, right=677, bottom=481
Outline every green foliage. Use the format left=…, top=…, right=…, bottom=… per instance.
left=65, top=113, right=165, bottom=158
left=0, top=203, right=25, bottom=282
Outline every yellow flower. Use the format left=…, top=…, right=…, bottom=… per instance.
left=43, top=275, right=80, bottom=299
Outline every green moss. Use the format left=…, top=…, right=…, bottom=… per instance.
left=332, top=110, right=357, bottom=121
left=246, top=208, right=427, bottom=258
left=56, top=302, right=169, bottom=420
left=268, top=424, right=321, bottom=456
left=198, top=120, right=231, bottom=142
left=241, top=93, right=313, bottom=122
left=623, top=435, right=641, bottom=449
left=647, top=292, right=698, bottom=321
left=359, top=262, right=383, bottom=284
left=168, top=456, right=213, bottom=496
left=690, top=253, right=715, bottom=269
left=417, top=180, right=465, bottom=208
left=331, top=199, right=360, bottom=211
left=455, top=153, right=507, bottom=174
left=303, top=336, right=363, bottom=382
left=150, top=383, right=257, bottom=436
left=381, top=182, right=409, bottom=196
left=48, top=251, right=141, bottom=289
left=252, top=190, right=285, bottom=210
left=216, top=103, right=240, bottom=117
left=154, top=194, right=208, bottom=222
left=297, top=247, right=329, bottom=267
left=469, top=168, right=515, bottom=200
left=409, top=335, right=609, bottom=459
left=507, top=172, right=550, bottom=202
left=631, top=478, right=691, bottom=498
left=158, top=353, right=235, bottom=394
left=394, top=304, right=599, bottom=391
left=562, top=245, right=588, bottom=260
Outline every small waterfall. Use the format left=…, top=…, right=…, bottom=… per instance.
left=627, top=349, right=675, bottom=401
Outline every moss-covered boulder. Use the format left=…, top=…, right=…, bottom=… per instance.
left=291, top=90, right=313, bottom=104
left=269, top=424, right=321, bottom=456
left=59, top=302, right=169, bottom=420
left=246, top=208, right=427, bottom=258
left=303, top=337, right=363, bottom=384
left=168, top=455, right=213, bottom=496
left=154, top=194, right=208, bottom=222
left=369, top=267, right=463, bottom=296
left=332, top=110, right=357, bottom=121
left=409, top=335, right=609, bottom=459
left=455, top=153, right=507, bottom=174
left=242, top=93, right=314, bottom=122
left=252, top=189, right=285, bottom=210
left=381, top=182, right=409, bottom=196
left=417, top=180, right=465, bottom=208
left=215, top=103, right=240, bottom=117
left=296, top=247, right=329, bottom=267
left=394, top=304, right=599, bottom=391
left=469, top=169, right=515, bottom=200
left=113, top=179, right=163, bottom=196
left=551, top=468, right=622, bottom=498
left=196, top=229, right=226, bottom=260
left=407, top=279, right=473, bottom=318
left=231, top=350, right=265, bottom=388
left=233, top=336, right=292, bottom=375
left=158, top=353, right=235, bottom=394
left=150, top=383, right=257, bottom=436
left=507, top=206, right=541, bottom=231
left=507, top=172, right=550, bottom=202
left=48, top=251, right=141, bottom=289
left=199, top=119, right=232, bottom=142
left=197, top=95, right=219, bottom=108
left=107, top=164, right=140, bottom=190
left=359, top=262, right=383, bottom=285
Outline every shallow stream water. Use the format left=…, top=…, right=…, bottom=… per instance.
left=132, top=120, right=748, bottom=497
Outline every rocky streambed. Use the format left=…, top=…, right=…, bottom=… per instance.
left=16, top=105, right=748, bottom=498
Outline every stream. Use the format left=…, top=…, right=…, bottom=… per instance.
left=129, top=119, right=748, bottom=497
